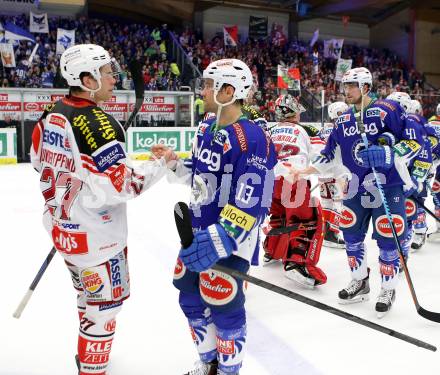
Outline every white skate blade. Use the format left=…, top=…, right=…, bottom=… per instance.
left=284, top=270, right=315, bottom=289
left=323, top=240, right=345, bottom=249
left=377, top=310, right=391, bottom=319
left=338, top=294, right=369, bottom=305
left=262, top=258, right=279, bottom=267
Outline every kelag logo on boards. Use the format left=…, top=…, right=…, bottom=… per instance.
left=132, top=130, right=179, bottom=151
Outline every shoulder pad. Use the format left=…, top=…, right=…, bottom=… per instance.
left=70, top=106, right=125, bottom=155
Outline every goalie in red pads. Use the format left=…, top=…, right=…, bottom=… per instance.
left=262, top=94, right=327, bottom=288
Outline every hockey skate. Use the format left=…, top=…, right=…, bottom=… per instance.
left=428, top=229, right=440, bottom=242
left=375, top=288, right=396, bottom=318
left=411, top=230, right=427, bottom=251
left=323, top=226, right=345, bottom=249
left=262, top=252, right=278, bottom=266
left=184, top=360, right=218, bottom=375
left=75, top=354, right=80, bottom=374
left=338, top=269, right=370, bottom=304
left=284, top=262, right=316, bottom=289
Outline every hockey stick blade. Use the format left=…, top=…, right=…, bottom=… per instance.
left=267, top=222, right=317, bottom=236
left=124, top=59, right=144, bottom=130
left=173, top=202, right=437, bottom=351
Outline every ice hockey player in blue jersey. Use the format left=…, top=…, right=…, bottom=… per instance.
left=288, top=67, right=424, bottom=317
left=153, top=58, right=276, bottom=375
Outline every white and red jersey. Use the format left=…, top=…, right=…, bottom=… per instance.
left=269, top=121, right=325, bottom=177
left=30, top=96, right=167, bottom=267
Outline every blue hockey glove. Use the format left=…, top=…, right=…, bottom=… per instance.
left=358, top=145, right=394, bottom=170
left=179, top=223, right=237, bottom=272
left=404, top=176, right=422, bottom=198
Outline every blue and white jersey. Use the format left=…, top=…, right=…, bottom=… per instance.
left=175, top=116, right=277, bottom=263
left=426, top=121, right=440, bottom=166
left=313, top=99, right=424, bottom=192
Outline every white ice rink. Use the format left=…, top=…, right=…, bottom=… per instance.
left=1, top=163, right=440, bottom=375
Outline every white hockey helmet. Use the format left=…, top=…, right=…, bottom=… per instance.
left=275, top=94, right=305, bottom=121
left=202, top=58, right=253, bottom=104
left=437, top=103, right=440, bottom=116
left=408, top=99, right=422, bottom=115
left=60, top=44, right=117, bottom=92
left=341, top=67, right=372, bottom=90
left=328, top=101, right=349, bottom=120
left=386, top=91, right=412, bottom=112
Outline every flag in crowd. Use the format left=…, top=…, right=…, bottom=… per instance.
left=29, top=12, right=49, bottom=33
left=310, top=29, right=319, bottom=47
left=323, top=38, right=344, bottom=59
left=4, top=22, right=36, bottom=43
left=248, top=16, right=268, bottom=40
left=223, top=25, right=238, bottom=47
left=277, top=65, right=300, bottom=91
left=0, top=43, right=16, bottom=67
left=335, top=58, right=353, bottom=81
left=56, top=28, right=75, bottom=55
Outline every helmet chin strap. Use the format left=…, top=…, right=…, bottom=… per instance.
left=78, top=70, right=102, bottom=98
left=213, top=89, right=236, bottom=126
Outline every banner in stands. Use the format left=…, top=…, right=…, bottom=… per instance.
left=0, top=92, right=21, bottom=120
left=0, top=0, right=38, bottom=12
left=127, top=127, right=196, bottom=158
left=249, top=16, right=268, bottom=40
left=133, top=95, right=176, bottom=122
left=101, top=94, right=129, bottom=121
left=0, top=128, right=17, bottom=164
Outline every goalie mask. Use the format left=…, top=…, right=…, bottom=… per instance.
left=275, top=94, right=305, bottom=122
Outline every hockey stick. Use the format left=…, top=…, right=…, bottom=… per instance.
left=174, top=202, right=436, bottom=352
left=412, top=196, right=440, bottom=223
left=124, top=59, right=144, bottom=130
left=356, top=100, right=440, bottom=322
left=13, top=247, right=57, bottom=319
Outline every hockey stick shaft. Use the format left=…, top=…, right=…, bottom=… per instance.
left=173, top=202, right=436, bottom=352
left=13, top=247, right=57, bottom=319
left=357, top=107, right=440, bottom=322
left=124, top=60, right=144, bottom=131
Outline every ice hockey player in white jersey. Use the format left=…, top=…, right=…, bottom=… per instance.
left=262, top=94, right=327, bottom=288
left=30, top=44, right=176, bottom=375
left=319, top=101, right=349, bottom=249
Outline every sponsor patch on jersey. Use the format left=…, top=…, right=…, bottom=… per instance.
left=109, top=163, right=126, bottom=192
left=393, top=140, right=421, bottom=157
left=109, top=256, right=123, bottom=300
left=173, top=258, right=186, bottom=280
left=336, top=114, right=351, bottom=125
left=376, top=100, right=396, bottom=112
left=98, top=301, right=122, bottom=311
left=81, top=269, right=105, bottom=295
left=49, top=115, right=66, bottom=128
left=432, top=179, right=440, bottom=193
left=104, top=319, right=116, bottom=333
left=199, top=270, right=238, bottom=306
left=92, top=141, right=125, bottom=172
left=348, top=256, right=357, bottom=269
left=232, top=123, right=248, bottom=152
left=375, top=214, right=405, bottom=238
left=365, top=108, right=387, bottom=121
left=405, top=199, right=417, bottom=218
left=339, top=207, right=357, bottom=228
left=220, top=204, right=256, bottom=232
left=197, top=123, right=209, bottom=136
left=52, top=226, right=88, bottom=255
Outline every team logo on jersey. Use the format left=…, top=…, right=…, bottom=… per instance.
left=351, top=139, right=366, bottom=166
left=405, top=199, right=417, bottom=218
left=214, top=129, right=228, bottom=146
left=81, top=269, right=105, bottom=295
left=432, top=179, right=440, bottom=193
left=339, top=207, right=357, bottom=228
left=375, top=215, right=405, bottom=238
left=199, top=270, right=238, bottom=306
left=173, top=258, right=186, bottom=280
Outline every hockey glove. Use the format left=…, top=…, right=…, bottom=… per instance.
left=358, top=145, right=394, bottom=170
left=179, top=223, right=237, bottom=272
left=404, top=176, right=422, bottom=198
